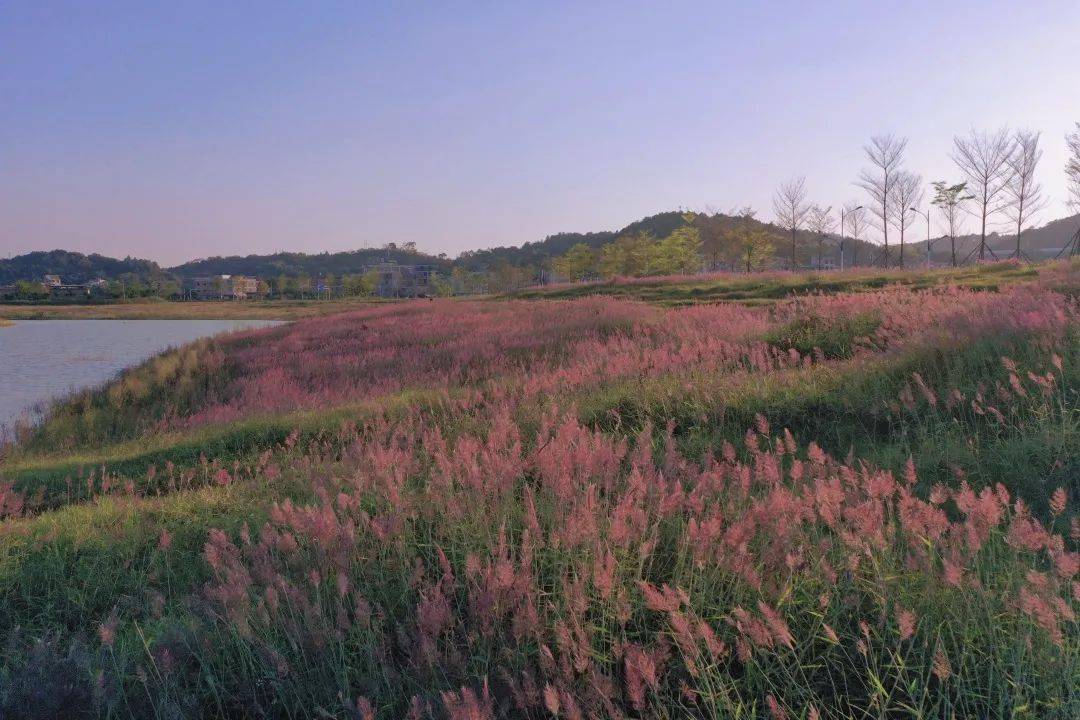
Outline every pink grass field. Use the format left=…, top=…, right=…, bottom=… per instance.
left=1, top=270, right=1077, bottom=718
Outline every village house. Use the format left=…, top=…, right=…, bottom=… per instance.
left=36, top=275, right=111, bottom=298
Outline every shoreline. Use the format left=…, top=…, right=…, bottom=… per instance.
left=0, top=297, right=391, bottom=321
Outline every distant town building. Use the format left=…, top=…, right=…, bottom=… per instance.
left=35, top=275, right=110, bottom=298
left=186, top=275, right=262, bottom=300
left=370, top=261, right=435, bottom=298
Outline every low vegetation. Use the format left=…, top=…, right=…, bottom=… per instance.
left=0, top=297, right=389, bottom=321
left=514, top=260, right=1057, bottom=306
left=0, top=262, right=1077, bottom=718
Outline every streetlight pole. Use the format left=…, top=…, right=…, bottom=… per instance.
left=911, top=206, right=931, bottom=268
left=838, top=205, right=864, bottom=272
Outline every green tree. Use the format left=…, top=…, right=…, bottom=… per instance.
left=552, top=243, right=597, bottom=282
left=597, top=232, right=651, bottom=278
left=931, top=181, right=974, bottom=267
left=726, top=211, right=775, bottom=273
left=487, top=263, right=532, bottom=293
left=689, top=213, right=731, bottom=271
left=450, top=267, right=486, bottom=295
left=431, top=274, right=454, bottom=297
left=14, top=280, right=49, bottom=301
left=646, top=226, right=701, bottom=276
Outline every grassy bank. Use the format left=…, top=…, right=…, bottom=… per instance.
left=0, top=296, right=390, bottom=321
left=514, top=259, right=1069, bottom=305
left=1, top=269, right=1077, bottom=718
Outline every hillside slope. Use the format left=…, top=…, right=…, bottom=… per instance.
left=0, top=250, right=170, bottom=285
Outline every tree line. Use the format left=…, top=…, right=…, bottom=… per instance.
left=551, top=122, right=1080, bottom=281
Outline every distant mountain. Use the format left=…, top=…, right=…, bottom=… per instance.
left=0, top=250, right=170, bottom=285
left=5, top=212, right=1076, bottom=286
left=169, top=246, right=452, bottom=279
left=904, top=213, right=1080, bottom=263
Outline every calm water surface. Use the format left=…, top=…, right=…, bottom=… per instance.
left=0, top=319, right=280, bottom=435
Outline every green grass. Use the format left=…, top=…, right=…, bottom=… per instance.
left=3, top=388, right=456, bottom=511
left=514, top=261, right=1050, bottom=305
left=0, top=296, right=390, bottom=321
left=576, top=330, right=1080, bottom=514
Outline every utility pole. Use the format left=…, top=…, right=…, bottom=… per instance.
left=839, top=205, right=864, bottom=271
left=910, top=206, right=932, bottom=268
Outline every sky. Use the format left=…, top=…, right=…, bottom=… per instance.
left=2, top=1, right=1079, bottom=266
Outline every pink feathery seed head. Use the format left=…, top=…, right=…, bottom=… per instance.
left=355, top=697, right=375, bottom=720
left=638, top=581, right=685, bottom=613
left=623, top=644, right=659, bottom=711
left=98, top=614, right=118, bottom=648
left=942, top=559, right=964, bottom=588
left=1054, top=549, right=1078, bottom=579
left=1050, top=487, right=1067, bottom=516
left=441, top=679, right=495, bottom=720
left=542, top=684, right=560, bottom=715
left=158, top=528, right=172, bottom=551
left=896, top=605, right=916, bottom=641
left=903, top=456, right=917, bottom=486
left=1018, top=586, right=1064, bottom=646
left=932, top=649, right=952, bottom=681
left=766, top=694, right=788, bottom=720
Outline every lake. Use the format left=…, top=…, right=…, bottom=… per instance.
left=0, top=319, right=280, bottom=437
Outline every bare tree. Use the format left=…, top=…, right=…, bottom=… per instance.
left=843, top=202, right=867, bottom=267
left=773, top=176, right=811, bottom=270
left=951, top=128, right=1015, bottom=261
left=806, top=204, right=835, bottom=269
left=1065, top=123, right=1080, bottom=258
left=931, top=181, right=974, bottom=267
left=889, top=171, right=923, bottom=268
left=856, top=135, right=908, bottom=267
left=1068, top=123, right=1080, bottom=214
left=1003, top=130, right=1047, bottom=260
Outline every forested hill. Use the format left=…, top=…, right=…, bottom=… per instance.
left=454, top=211, right=690, bottom=271
left=5, top=211, right=1077, bottom=285
left=169, top=246, right=452, bottom=279
left=935, top=213, right=1080, bottom=259
left=0, top=250, right=169, bottom=285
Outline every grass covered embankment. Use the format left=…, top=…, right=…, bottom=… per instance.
left=513, top=259, right=1065, bottom=305
left=1, top=263, right=1078, bottom=718
left=0, top=296, right=389, bottom=321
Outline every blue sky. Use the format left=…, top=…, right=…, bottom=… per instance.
left=2, top=1, right=1078, bottom=264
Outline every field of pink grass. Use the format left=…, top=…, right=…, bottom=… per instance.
left=0, top=273, right=1077, bottom=718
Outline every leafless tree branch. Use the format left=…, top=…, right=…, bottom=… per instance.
left=951, top=127, right=1015, bottom=261
left=1003, top=130, right=1047, bottom=259
left=773, top=176, right=811, bottom=269
left=855, top=134, right=908, bottom=267
left=888, top=171, right=923, bottom=268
